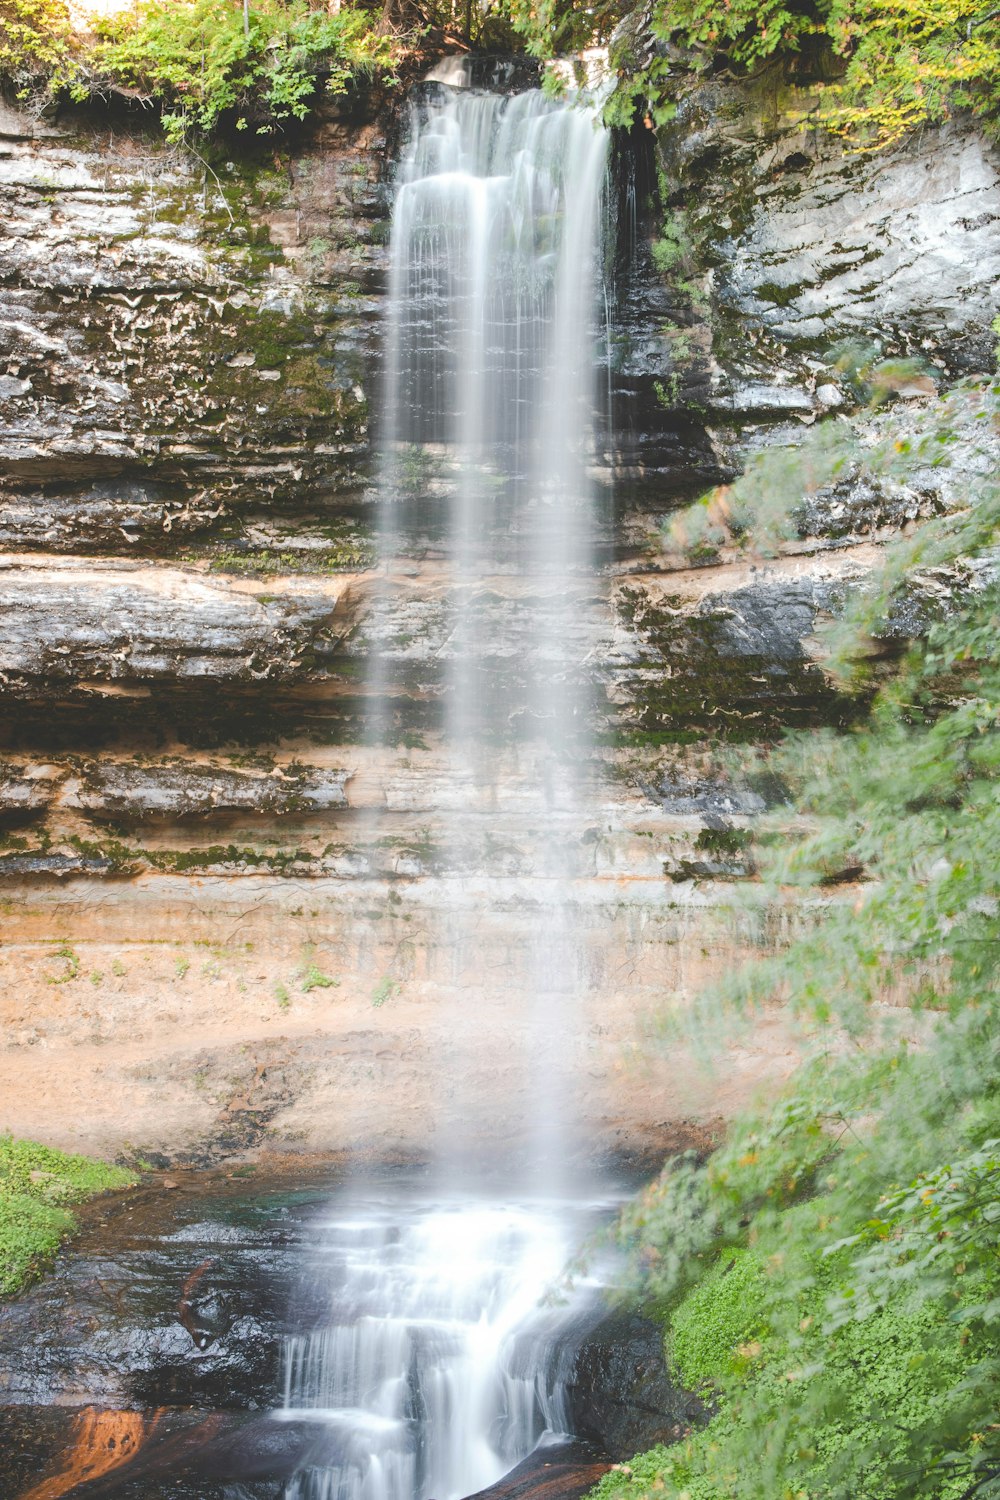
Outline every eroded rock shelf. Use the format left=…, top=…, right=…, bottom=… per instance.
left=0, top=74, right=996, bottom=1165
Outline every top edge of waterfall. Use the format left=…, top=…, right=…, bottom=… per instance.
left=421, top=49, right=612, bottom=109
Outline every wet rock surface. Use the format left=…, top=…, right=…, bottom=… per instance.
left=0, top=1177, right=301, bottom=1412
left=0, top=1171, right=373, bottom=1496
left=0, top=1169, right=695, bottom=1499
left=0, top=558, right=360, bottom=687
left=657, top=77, right=1000, bottom=374
left=566, top=1309, right=704, bottom=1459
left=0, top=77, right=993, bottom=1162
left=0, top=102, right=384, bottom=507
left=463, top=1438, right=611, bottom=1500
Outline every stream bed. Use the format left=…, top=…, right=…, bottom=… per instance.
left=0, top=1166, right=698, bottom=1500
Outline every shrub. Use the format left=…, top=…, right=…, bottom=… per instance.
left=0, top=0, right=75, bottom=98
left=93, top=0, right=395, bottom=143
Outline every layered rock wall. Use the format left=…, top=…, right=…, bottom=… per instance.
left=0, top=77, right=996, bottom=1165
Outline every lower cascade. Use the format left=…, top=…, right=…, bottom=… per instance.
left=280, top=1195, right=608, bottom=1500
left=281, top=76, right=614, bottom=1500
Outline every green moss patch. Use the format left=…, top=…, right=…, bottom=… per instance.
left=0, top=1136, right=136, bottom=1295
left=669, top=1248, right=768, bottom=1388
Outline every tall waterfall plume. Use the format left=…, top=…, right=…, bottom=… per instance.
left=375, top=79, right=612, bottom=1177
left=279, top=74, right=615, bottom=1500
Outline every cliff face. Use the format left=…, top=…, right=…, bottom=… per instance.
left=672, top=81, right=1000, bottom=366
left=0, top=77, right=996, bottom=1167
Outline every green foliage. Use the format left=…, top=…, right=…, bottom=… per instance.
left=605, top=375, right=1000, bottom=1499
left=670, top=1248, right=768, bottom=1387
left=590, top=1442, right=719, bottom=1500
left=0, top=0, right=74, bottom=98
left=93, top=0, right=395, bottom=143
left=666, top=377, right=1000, bottom=1037
left=514, top=0, right=1000, bottom=148
left=613, top=1027, right=1000, bottom=1498
left=819, top=0, right=1000, bottom=147
left=651, top=231, right=685, bottom=275
left=0, top=1135, right=136, bottom=1295
left=0, top=0, right=396, bottom=140
left=507, top=0, right=623, bottom=62
left=652, top=0, right=821, bottom=70
left=0, top=1194, right=73, bottom=1296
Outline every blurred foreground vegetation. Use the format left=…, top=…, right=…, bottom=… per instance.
left=597, top=375, right=1000, bottom=1499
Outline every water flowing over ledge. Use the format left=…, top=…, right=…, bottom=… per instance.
left=279, top=81, right=617, bottom=1500
left=371, top=81, right=613, bottom=1180
left=280, top=1193, right=614, bottom=1500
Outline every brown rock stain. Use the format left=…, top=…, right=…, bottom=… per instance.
left=17, top=1406, right=161, bottom=1500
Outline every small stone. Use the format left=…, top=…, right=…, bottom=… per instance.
left=162, top=1177, right=180, bottom=1189
left=815, top=383, right=843, bottom=408
left=897, top=377, right=937, bottom=398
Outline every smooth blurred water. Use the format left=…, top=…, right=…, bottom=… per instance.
left=280, top=1194, right=612, bottom=1500
left=285, top=80, right=615, bottom=1500
left=376, top=80, right=612, bottom=1175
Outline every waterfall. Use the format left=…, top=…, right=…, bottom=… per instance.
left=280, top=1195, right=609, bottom=1500
left=280, top=77, right=613, bottom=1500
left=379, top=79, right=612, bottom=1177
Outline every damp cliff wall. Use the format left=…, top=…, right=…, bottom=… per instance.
left=0, top=75, right=996, bottom=1167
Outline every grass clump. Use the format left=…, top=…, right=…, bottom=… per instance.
left=0, top=1135, right=136, bottom=1295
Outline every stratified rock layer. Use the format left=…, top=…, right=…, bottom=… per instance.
left=0, top=75, right=996, bottom=1164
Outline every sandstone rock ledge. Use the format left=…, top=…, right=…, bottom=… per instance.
left=0, top=556, right=363, bottom=686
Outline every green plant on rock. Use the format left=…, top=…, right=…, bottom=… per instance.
left=91, top=0, right=396, bottom=143
left=371, top=974, right=400, bottom=1008
left=298, top=960, right=338, bottom=993
left=45, top=942, right=80, bottom=985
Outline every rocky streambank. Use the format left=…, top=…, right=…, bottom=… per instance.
left=0, top=67, right=996, bottom=1167
left=0, top=1163, right=703, bottom=1500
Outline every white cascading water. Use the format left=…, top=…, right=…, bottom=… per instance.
left=382, top=77, right=612, bottom=1172
left=280, top=78, right=613, bottom=1500
left=281, top=1196, right=610, bottom=1500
